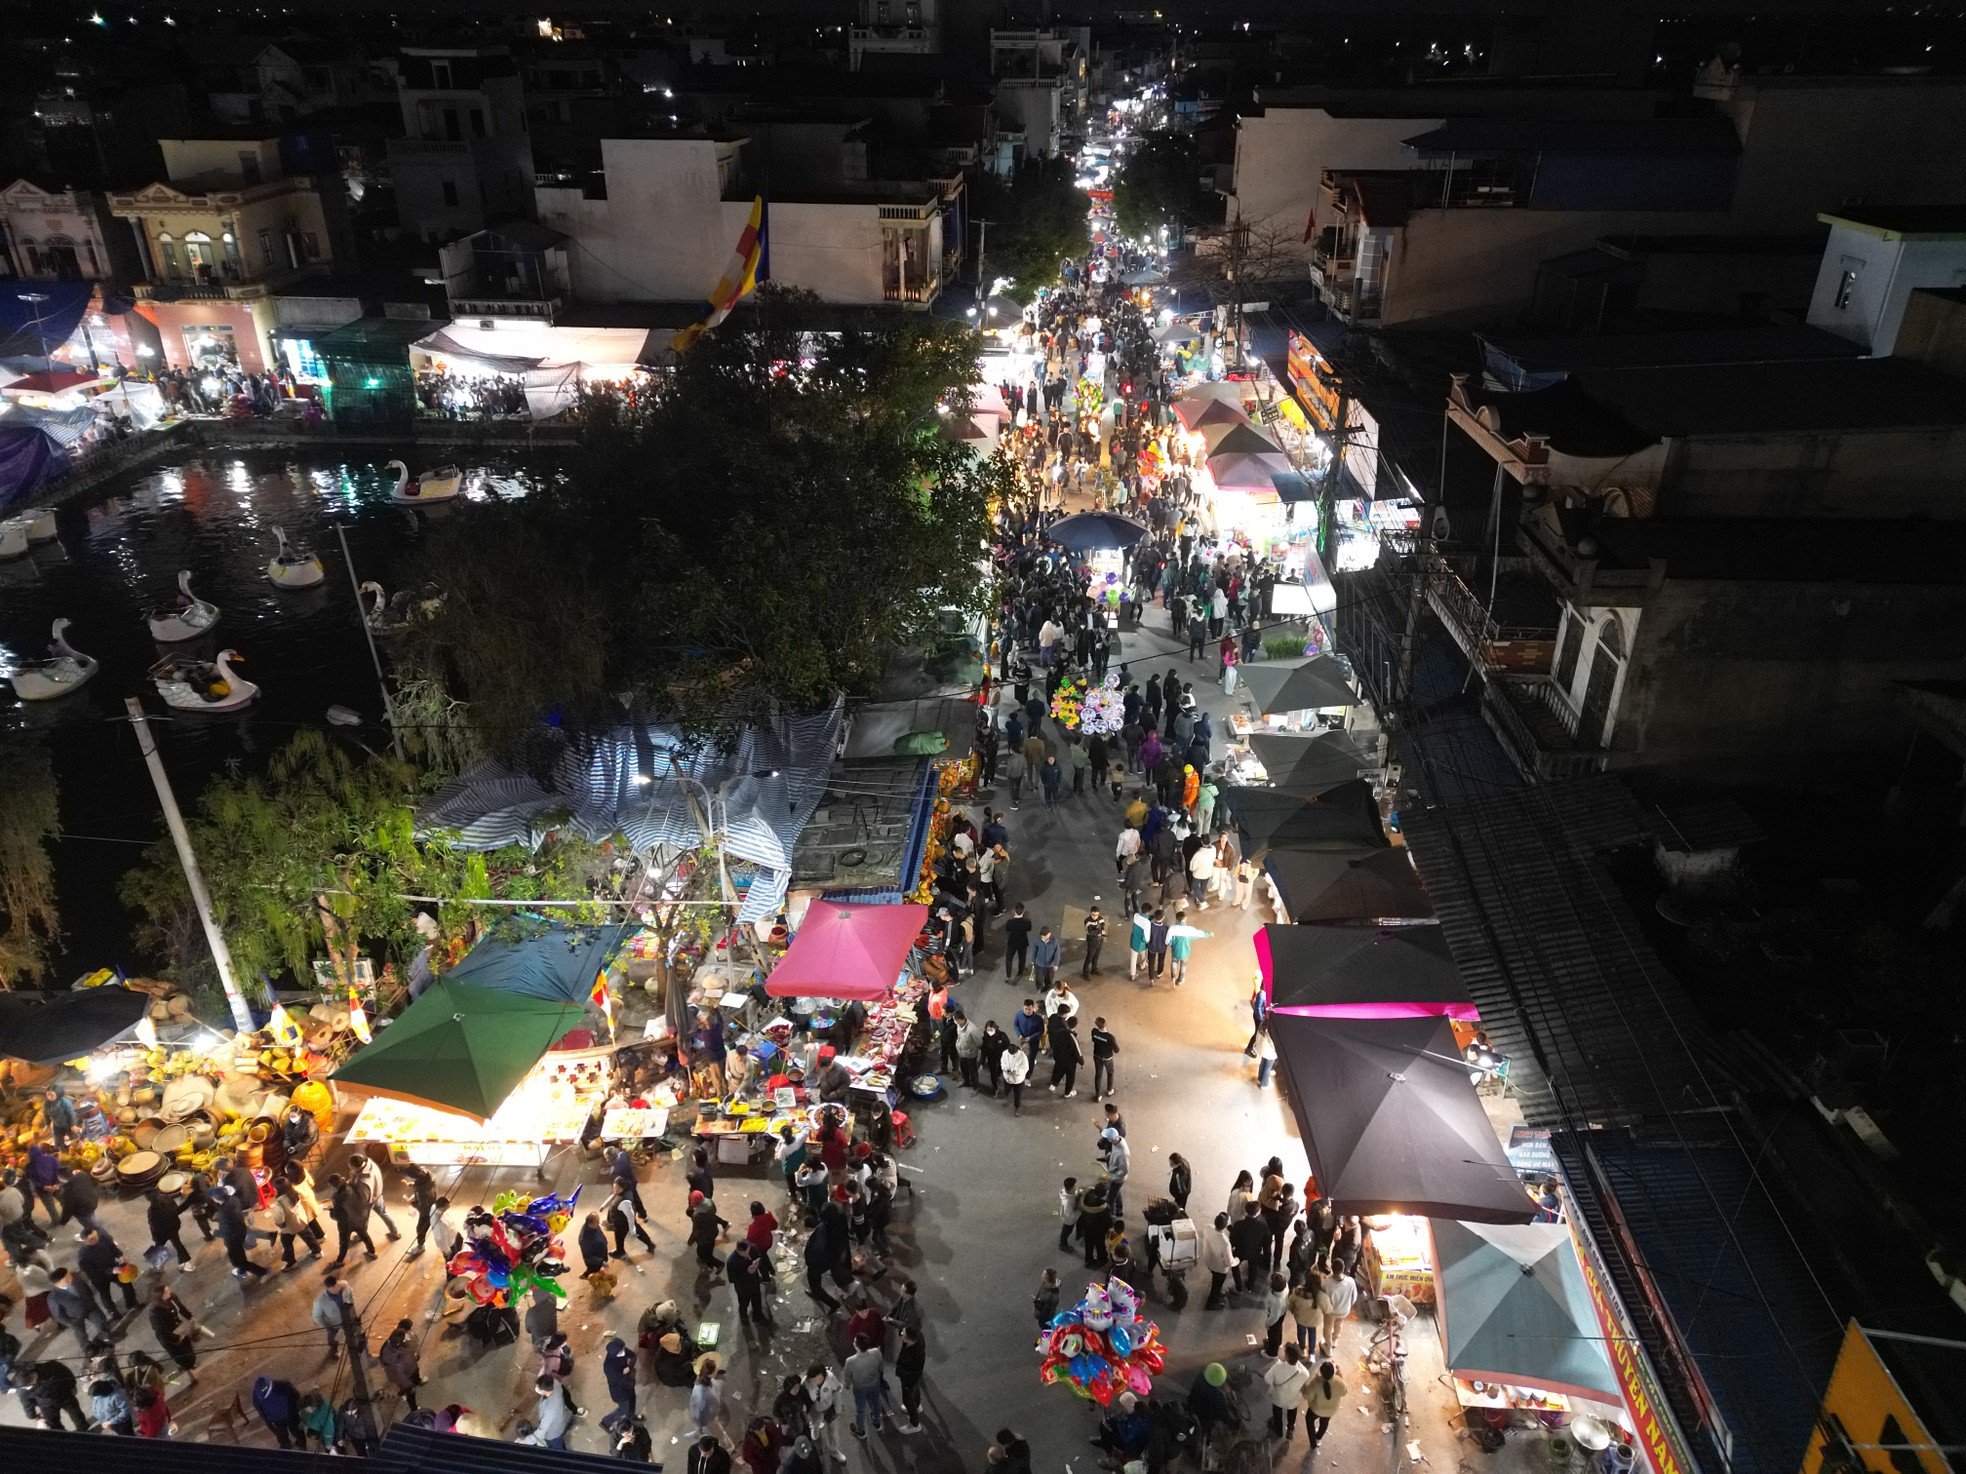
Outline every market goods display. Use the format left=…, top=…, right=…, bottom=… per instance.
left=1077, top=676, right=1125, bottom=736
left=1037, top=1278, right=1167, bottom=1406
left=1050, top=675, right=1089, bottom=732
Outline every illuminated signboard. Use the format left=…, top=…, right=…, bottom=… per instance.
left=1285, top=330, right=1341, bottom=432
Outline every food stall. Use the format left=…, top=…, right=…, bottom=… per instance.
left=346, top=1043, right=614, bottom=1170
left=1362, top=1213, right=1436, bottom=1305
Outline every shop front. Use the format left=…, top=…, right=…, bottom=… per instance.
left=139, top=297, right=273, bottom=373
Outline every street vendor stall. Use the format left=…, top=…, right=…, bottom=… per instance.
left=346, top=1042, right=614, bottom=1170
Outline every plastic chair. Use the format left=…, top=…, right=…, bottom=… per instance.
left=889, top=1108, right=917, bottom=1149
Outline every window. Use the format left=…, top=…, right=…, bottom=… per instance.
left=469, top=109, right=486, bottom=138
left=441, top=180, right=459, bottom=207
left=430, top=60, right=452, bottom=88
left=160, top=240, right=178, bottom=275
left=1834, top=266, right=1859, bottom=311
left=238, top=150, right=261, bottom=184
left=259, top=228, right=275, bottom=266
left=443, top=107, right=462, bottom=141
left=300, top=232, right=319, bottom=259
left=1554, top=612, right=1585, bottom=691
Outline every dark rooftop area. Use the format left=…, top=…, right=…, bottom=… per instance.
left=1818, top=205, right=1966, bottom=237
left=1581, top=516, right=1966, bottom=584
left=1575, top=357, right=1966, bottom=437
left=1480, top=324, right=1862, bottom=375
left=1403, top=115, right=1742, bottom=156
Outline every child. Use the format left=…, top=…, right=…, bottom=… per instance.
left=1033, top=1268, right=1060, bottom=1345
left=1058, top=1176, right=1082, bottom=1252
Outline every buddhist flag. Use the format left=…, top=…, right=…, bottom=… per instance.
left=346, top=986, right=371, bottom=1045
left=267, top=1002, right=302, bottom=1047
left=591, top=971, right=615, bottom=1036
left=671, top=194, right=768, bottom=353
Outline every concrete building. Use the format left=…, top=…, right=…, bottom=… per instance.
left=107, top=135, right=346, bottom=372
left=989, top=28, right=1088, bottom=160
left=0, top=179, right=143, bottom=282
left=388, top=47, right=535, bottom=244
left=1806, top=208, right=1966, bottom=357
left=535, top=136, right=945, bottom=309
left=850, top=0, right=941, bottom=72
left=201, top=37, right=384, bottom=126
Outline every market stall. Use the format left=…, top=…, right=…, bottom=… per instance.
left=1254, top=923, right=1469, bottom=1016
left=1231, top=729, right=1371, bottom=794
left=345, top=1042, right=614, bottom=1170
left=1218, top=779, right=1389, bottom=856
left=1430, top=1219, right=1627, bottom=1435
left=1261, top=846, right=1434, bottom=925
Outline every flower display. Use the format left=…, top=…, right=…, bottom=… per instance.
left=1078, top=676, right=1125, bottom=736
left=1037, top=1278, right=1167, bottom=1406
left=1050, top=675, right=1088, bottom=731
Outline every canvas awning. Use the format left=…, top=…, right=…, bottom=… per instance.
left=330, top=977, right=586, bottom=1121
left=1248, top=730, right=1369, bottom=792
left=1220, top=779, right=1387, bottom=854
left=1262, top=847, right=1435, bottom=926
left=1240, top=656, right=1358, bottom=715
left=0, top=986, right=150, bottom=1064
left=1255, top=923, right=1469, bottom=1016
left=1269, top=1014, right=1535, bottom=1223
left=765, top=902, right=929, bottom=1000
left=445, top=919, right=628, bottom=1006
left=1431, top=1220, right=1622, bottom=1403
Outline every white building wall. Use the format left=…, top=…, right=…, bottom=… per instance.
left=1806, top=223, right=1966, bottom=356
left=1230, top=109, right=1442, bottom=268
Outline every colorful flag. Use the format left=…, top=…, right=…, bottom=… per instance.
left=671, top=195, right=768, bottom=353
left=591, top=972, right=615, bottom=1036
left=267, top=1002, right=302, bottom=1047
left=346, top=986, right=371, bottom=1045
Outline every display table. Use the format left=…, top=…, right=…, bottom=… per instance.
left=1453, top=1377, right=1570, bottom=1425
left=347, top=1044, right=613, bottom=1170
left=599, top=1105, right=671, bottom=1142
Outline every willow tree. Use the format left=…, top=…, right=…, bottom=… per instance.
left=0, top=735, right=59, bottom=986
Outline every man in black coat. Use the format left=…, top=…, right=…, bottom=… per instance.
left=687, top=1433, right=732, bottom=1474
left=18, top=1360, right=87, bottom=1430
left=78, top=1225, right=139, bottom=1312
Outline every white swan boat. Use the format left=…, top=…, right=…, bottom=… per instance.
left=21, top=509, right=57, bottom=543
left=386, top=459, right=462, bottom=505
left=147, top=570, right=221, bottom=643
left=149, top=649, right=258, bottom=711
left=0, top=520, right=29, bottom=561
left=10, top=619, right=99, bottom=701
left=266, top=526, right=325, bottom=589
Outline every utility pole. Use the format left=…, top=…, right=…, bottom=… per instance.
left=1316, top=384, right=1350, bottom=565
left=335, top=524, right=407, bottom=761
left=338, top=1284, right=379, bottom=1438
left=1224, top=216, right=1249, bottom=369
left=973, top=218, right=992, bottom=290
left=125, top=696, right=256, bottom=1032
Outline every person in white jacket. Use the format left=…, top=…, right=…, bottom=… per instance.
left=1000, top=1042, right=1030, bottom=1115
left=802, top=1364, right=847, bottom=1465
left=1200, top=1212, right=1237, bottom=1308
left=1262, top=1344, right=1311, bottom=1441
left=1316, top=1266, right=1359, bottom=1352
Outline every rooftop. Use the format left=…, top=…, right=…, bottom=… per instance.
left=1576, top=516, right=1966, bottom=586
left=1575, top=357, right=1966, bottom=437
left=1402, top=115, right=1741, bottom=157
left=1480, top=324, right=1862, bottom=377
left=1818, top=205, right=1966, bottom=240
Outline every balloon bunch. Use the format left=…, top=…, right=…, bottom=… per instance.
left=1078, top=676, right=1125, bottom=736
left=445, top=1187, right=580, bottom=1307
left=1037, top=1279, right=1167, bottom=1406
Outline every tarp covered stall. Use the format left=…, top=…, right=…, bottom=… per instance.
left=0, top=427, right=63, bottom=511
left=0, top=282, right=93, bottom=361
left=318, top=317, right=430, bottom=427
left=765, top=902, right=928, bottom=1000
left=1241, top=656, right=1358, bottom=715
left=1047, top=510, right=1150, bottom=552
left=90, top=381, right=168, bottom=431
left=1431, top=1220, right=1623, bottom=1404
left=1255, top=923, right=1468, bottom=1016
left=1247, top=730, right=1370, bottom=792
left=446, top=920, right=628, bottom=1006
left=412, top=323, right=659, bottom=420
left=1266, top=546, right=1339, bottom=618
left=1269, top=1014, right=1535, bottom=1223
left=1262, top=848, right=1435, bottom=926
left=1219, top=779, right=1387, bottom=854
left=330, top=977, right=585, bottom=1121
left=0, top=986, right=151, bottom=1064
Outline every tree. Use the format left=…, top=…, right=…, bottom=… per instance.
left=1171, top=214, right=1309, bottom=367
left=405, top=287, right=997, bottom=746
left=1110, top=132, right=1212, bottom=242
left=0, top=734, right=59, bottom=986
left=120, top=731, right=608, bottom=997
left=971, top=160, right=1092, bottom=298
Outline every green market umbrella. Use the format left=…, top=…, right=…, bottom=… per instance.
left=330, top=977, right=586, bottom=1121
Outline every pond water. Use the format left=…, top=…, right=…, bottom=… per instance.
left=1, top=449, right=564, bottom=981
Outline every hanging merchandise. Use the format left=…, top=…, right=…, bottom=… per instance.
left=1038, top=1278, right=1168, bottom=1405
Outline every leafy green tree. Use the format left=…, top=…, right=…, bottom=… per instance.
left=405, top=287, right=996, bottom=745
left=1111, top=131, right=1212, bottom=242
left=0, top=734, right=59, bottom=986
left=119, top=731, right=607, bottom=996
left=971, top=160, right=1092, bottom=298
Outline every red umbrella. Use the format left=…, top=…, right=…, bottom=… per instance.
left=765, top=902, right=930, bottom=1000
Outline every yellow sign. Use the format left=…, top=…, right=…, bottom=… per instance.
left=1804, top=1322, right=1951, bottom=1474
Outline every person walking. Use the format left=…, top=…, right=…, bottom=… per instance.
left=348, top=1152, right=401, bottom=1242
left=1305, top=1361, right=1348, bottom=1446
left=803, top=1364, right=848, bottom=1466
left=1056, top=1177, right=1082, bottom=1252
left=843, top=1336, right=890, bottom=1438
left=1169, top=920, right=1207, bottom=985
left=980, top=1021, right=1010, bottom=1096
left=1263, top=1344, right=1311, bottom=1442
left=1003, top=905, right=1032, bottom=980
left=1089, top=1017, right=1118, bottom=1100
left=78, top=1225, right=140, bottom=1314
left=1144, top=909, right=1170, bottom=980
left=601, top=1335, right=638, bottom=1433
left=1287, top=1277, right=1321, bottom=1356
left=728, top=1238, right=770, bottom=1331
left=1081, top=905, right=1107, bottom=977
left=894, top=1324, right=926, bottom=1433
left=605, top=1183, right=658, bottom=1258
left=953, top=1011, right=983, bottom=1090
left=376, top=1318, right=423, bottom=1411
left=147, top=1183, right=196, bottom=1271
left=148, top=1282, right=203, bottom=1383
left=1201, top=1213, right=1237, bottom=1308
left=18, top=1361, right=88, bottom=1431
left=1167, top=1153, right=1193, bottom=1211
left=313, top=1274, right=356, bottom=1357
left=324, top=1172, right=377, bottom=1268
left=690, top=1362, right=728, bottom=1440
left=1317, top=1260, right=1358, bottom=1353
left=1004, top=746, right=1028, bottom=809
left=1255, top=1026, right=1278, bottom=1088
left=1047, top=1010, right=1082, bottom=1098
left=403, top=1164, right=440, bottom=1258
left=1000, top=1038, right=1029, bottom=1115
left=1031, top=926, right=1060, bottom=989
left=1127, top=909, right=1149, bottom=979
left=253, top=1375, right=307, bottom=1450
left=46, top=1266, right=111, bottom=1353
left=271, top=1179, right=325, bottom=1266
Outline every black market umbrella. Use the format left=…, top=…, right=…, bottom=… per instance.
left=0, top=986, right=151, bottom=1065
left=1047, top=511, right=1151, bottom=553
left=1262, top=848, right=1435, bottom=925
left=1240, top=656, right=1358, bottom=716
left=1269, top=1014, right=1535, bottom=1224
left=1206, top=423, right=1283, bottom=458
left=1219, top=779, right=1387, bottom=854
left=1247, top=729, right=1372, bottom=794
left=1255, top=923, right=1467, bottom=1015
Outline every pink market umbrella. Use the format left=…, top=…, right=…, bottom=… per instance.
left=766, top=902, right=930, bottom=1000
left=1173, top=392, right=1246, bottom=429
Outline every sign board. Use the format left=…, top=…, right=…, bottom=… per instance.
left=1507, top=1124, right=1556, bottom=1175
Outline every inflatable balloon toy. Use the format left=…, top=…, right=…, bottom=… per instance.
left=445, top=1186, right=579, bottom=1308
left=1037, top=1279, right=1168, bottom=1406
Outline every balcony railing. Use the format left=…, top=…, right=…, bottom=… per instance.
left=1320, top=279, right=1381, bottom=324
left=881, top=270, right=940, bottom=307
left=1482, top=674, right=1606, bottom=781
left=1425, top=562, right=1558, bottom=674
left=449, top=295, right=560, bottom=320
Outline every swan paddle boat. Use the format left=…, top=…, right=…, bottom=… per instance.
left=20, top=509, right=57, bottom=543
left=386, top=459, right=463, bottom=504
left=267, top=527, right=325, bottom=589
left=9, top=619, right=99, bottom=701
left=0, top=519, right=29, bottom=561
left=147, top=570, right=221, bottom=643
left=150, top=649, right=258, bottom=711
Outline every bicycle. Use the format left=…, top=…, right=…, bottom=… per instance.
left=1365, top=1293, right=1416, bottom=1425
